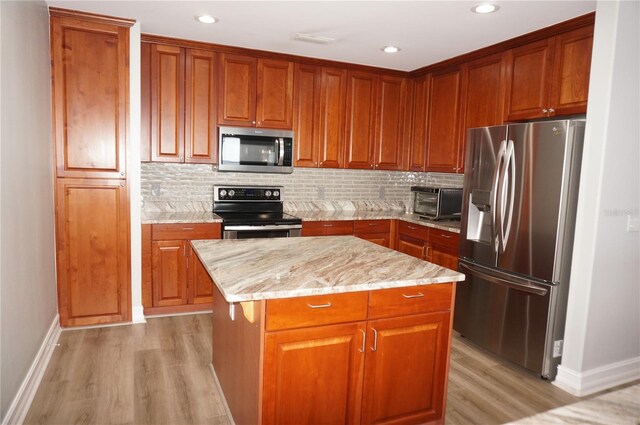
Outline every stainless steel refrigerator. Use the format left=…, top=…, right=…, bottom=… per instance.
left=454, top=119, right=585, bottom=379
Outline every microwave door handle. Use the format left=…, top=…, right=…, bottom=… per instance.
left=277, top=138, right=285, bottom=166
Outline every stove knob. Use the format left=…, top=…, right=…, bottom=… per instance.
left=273, top=190, right=280, bottom=198
left=228, top=190, right=235, bottom=197
left=220, top=189, right=227, bottom=197
left=265, top=190, right=272, bottom=197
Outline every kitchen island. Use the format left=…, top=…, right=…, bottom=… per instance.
left=191, top=236, right=465, bottom=425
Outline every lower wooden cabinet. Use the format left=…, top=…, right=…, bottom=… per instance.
left=397, top=221, right=460, bottom=269
left=301, top=220, right=354, bottom=236
left=142, top=223, right=220, bottom=314
left=354, top=220, right=392, bottom=248
left=56, top=179, right=131, bottom=327
left=397, top=235, right=426, bottom=259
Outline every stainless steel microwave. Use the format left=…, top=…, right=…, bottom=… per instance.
left=218, top=126, right=294, bottom=173
left=411, top=186, right=463, bottom=220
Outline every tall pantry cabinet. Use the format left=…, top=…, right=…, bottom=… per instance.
left=50, top=9, right=133, bottom=327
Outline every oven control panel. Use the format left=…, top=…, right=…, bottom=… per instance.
left=214, top=186, right=283, bottom=202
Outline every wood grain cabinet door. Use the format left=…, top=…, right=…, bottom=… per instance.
left=319, top=67, right=348, bottom=168
left=550, top=26, right=594, bottom=116
left=263, top=322, right=366, bottom=425
left=55, top=179, right=131, bottom=327
left=293, top=64, right=322, bottom=167
left=257, top=59, right=294, bottom=129
left=185, top=49, right=217, bottom=164
left=504, top=38, right=555, bottom=121
left=397, top=235, right=426, bottom=260
left=345, top=71, right=378, bottom=169
left=218, top=53, right=257, bottom=126
left=408, top=75, right=430, bottom=172
left=426, top=68, right=463, bottom=173
left=50, top=16, right=129, bottom=179
left=151, top=240, right=188, bottom=307
left=188, top=245, right=214, bottom=304
left=361, top=312, right=452, bottom=425
left=150, top=44, right=185, bottom=162
left=374, top=75, right=407, bottom=170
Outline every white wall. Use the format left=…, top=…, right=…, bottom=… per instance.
left=556, top=0, right=640, bottom=396
left=0, top=0, right=58, bottom=420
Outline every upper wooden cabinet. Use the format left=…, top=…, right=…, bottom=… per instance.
left=50, top=14, right=129, bottom=179
left=142, top=43, right=217, bottom=164
left=425, top=68, right=463, bottom=173
left=345, top=71, right=378, bottom=169
left=504, top=25, right=593, bottom=121
left=294, top=65, right=348, bottom=168
left=218, top=54, right=293, bottom=129
left=408, top=75, right=430, bottom=172
left=374, top=75, right=408, bottom=170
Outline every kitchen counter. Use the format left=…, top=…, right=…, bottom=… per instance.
left=191, top=235, right=464, bottom=302
left=141, top=211, right=222, bottom=224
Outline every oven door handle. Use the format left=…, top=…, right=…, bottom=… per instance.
left=224, top=224, right=302, bottom=231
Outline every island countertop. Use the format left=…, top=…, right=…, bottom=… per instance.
left=191, top=235, right=465, bottom=302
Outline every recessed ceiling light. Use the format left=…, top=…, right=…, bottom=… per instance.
left=196, top=15, right=217, bottom=24
left=292, top=33, right=336, bottom=45
left=472, top=3, right=499, bottom=14
left=382, top=46, right=401, bottom=54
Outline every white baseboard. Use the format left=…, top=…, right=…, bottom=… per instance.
left=131, top=304, right=146, bottom=324
left=2, top=314, right=61, bottom=425
left=554, top=356, right=640, bottom=396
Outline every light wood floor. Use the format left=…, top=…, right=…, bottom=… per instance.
left=23, top=314, right=609, bottom=425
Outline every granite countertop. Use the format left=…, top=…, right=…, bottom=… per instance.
left=191, top=235, right=465, bottom=302
left=288, top=210, right=461, bottom=233
left=141, top=211, right=223, bottom=224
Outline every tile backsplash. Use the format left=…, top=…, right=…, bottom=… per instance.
left=141, top=163, right=463, bottom=212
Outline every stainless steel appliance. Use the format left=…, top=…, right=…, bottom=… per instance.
left=218, top=126, right=294, bottom=173
left=213, top=185, right=302, bottom=239
left=411, top=186, right=462, bottom=220
left=455, top=119, right=585, bottom=379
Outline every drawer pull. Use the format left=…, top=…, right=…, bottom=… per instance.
left=407, top=225, right=417, bottom=230
left=322, top=224, right=334, bottom=227
left=440, top=234, right=452, bottom=239
left=307, top=302, right=332, bottom=309
left=370, top=328, right=378, bottom=351
left=401, top=292, right=425, bottom=299
left=359, top=329, right=366, bottom=353
left=368, top=223, right=377, bottom=226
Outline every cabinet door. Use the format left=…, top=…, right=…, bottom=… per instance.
left=293, top=64, right=322, bottom=167
left=185, top=49, right=217, bottom=164
left=374, top=75, right=407, bottom=170
left=361, top=312, right=452, bottom=425
left=152, top=240, right=188, bottom=307
left=141, top=43, right=152, bottom=162
left=427, top=244, right=459, bottom=270
left=319, top=67, right=348, bottom=168
left=55, top=179, right=131, bottom=327
left=550, top=26, right=594, bottom=116
left=504, top=38, right=555, bottom=121
left=345, top=71, right=378, bottom=169
left=263, top=322, right=366, bottom=425
left=188, top=245, right=214, bottom=304
left=356, top=233, right=391, bottom=248
left=426, top=68, right=463, bottom=173
left=150, top=44, right=185, bottom=162
left=408, top=75, right=430, bottom=171
left=257, top=59, right=294, bottom=129
left=218, top=53, right=257, bottom=126
left=50, top=16, right=129, bottom=179
left=397, top=235, right=426, bottom=259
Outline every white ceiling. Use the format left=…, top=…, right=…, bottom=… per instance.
left=46, top=1, right=596, bottom=71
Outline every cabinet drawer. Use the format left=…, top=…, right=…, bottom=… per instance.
left=152, top=223, right=221, bottom=241
left=301, top=220, right=354, bottom=236
left=429, top=229, right=459, bottom=251
left=266, top=291, right=368, bottom=331
left=354, top=219, right=391, bottom=234
left=368, top=283, right=453, bottom=319
left=398, top=221, right=430, bottom=241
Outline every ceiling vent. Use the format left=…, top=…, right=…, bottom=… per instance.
left=292, top=33, right=336, bottom=45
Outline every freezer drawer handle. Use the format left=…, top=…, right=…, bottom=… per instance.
left=459, top=262, right=548, bottom=296
left=401, top=292, right=425, bottom=299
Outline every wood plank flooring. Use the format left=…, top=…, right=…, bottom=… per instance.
left=23, top=314, right=618, bottom=425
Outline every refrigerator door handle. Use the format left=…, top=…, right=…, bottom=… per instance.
left=497, top=140, right=516, bottom=253
left=503, top=140, right=516, bottom=251
left=492, top=140, right=507, bottom=252
left=459, top=261, right=549, bottom=296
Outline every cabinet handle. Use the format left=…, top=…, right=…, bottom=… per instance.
left=370, top=328, right=378, bottom=352
left=182, top=227, right=194, bottom=230
left=368, top=223, right=377, bottom=226
left=359, top=329, right=366, bottom=353
left=314, top=161, right=318, bottom=165
left=307, top=302, right=332, bottom=309
left=548, top=108, right=555, bottom=114
left=425, top=246, right=431, bottom=259
left=440, top=234, right=452, bottom=239
left=542, top=108, right=548, bottom=114
left=401, top=292, right=425, bottom=299
left=252, top=121, right=256, bottom=125
left=407, top=225, right=417, bottom=230
left=322, top=224, right=334, bottom=227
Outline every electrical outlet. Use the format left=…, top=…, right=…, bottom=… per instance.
left=378, top=186, right=386, bottom=199
left=553, top=340, right=563, bottom=358
left=317, top=186, right=325, bottom=200
left=627, top=215, right=639, bottom=232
